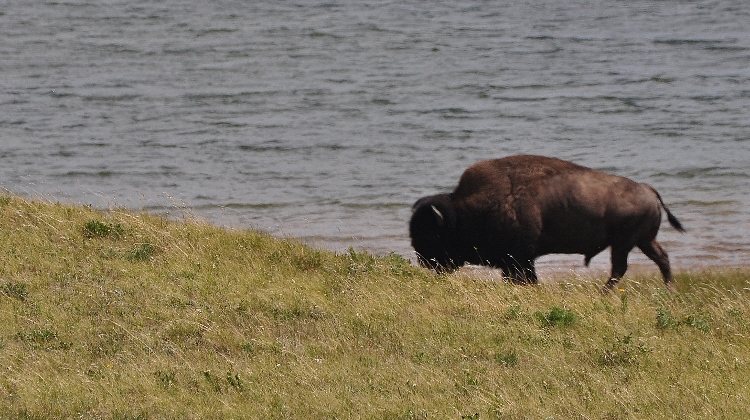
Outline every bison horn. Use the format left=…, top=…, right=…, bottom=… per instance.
left=431, top=205, right=445, bottom=226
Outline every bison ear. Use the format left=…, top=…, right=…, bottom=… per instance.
left=430, top=205, right=445, bottom=227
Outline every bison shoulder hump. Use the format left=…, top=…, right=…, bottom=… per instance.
left=454, top=155, right=584, bottom=198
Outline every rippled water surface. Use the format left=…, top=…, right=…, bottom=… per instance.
left=2, top=0, right=749, bottom=272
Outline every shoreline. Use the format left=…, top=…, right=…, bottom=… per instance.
left=4, top=190, right=747, bottom=276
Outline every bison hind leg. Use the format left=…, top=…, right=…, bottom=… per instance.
left=638, top=239, right=674, bottom=288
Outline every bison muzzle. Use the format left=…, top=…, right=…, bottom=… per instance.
left=409, top=155, right=685, bottom=290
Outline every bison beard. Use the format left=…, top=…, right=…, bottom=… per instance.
left=409, top=155, right=685, bottom=291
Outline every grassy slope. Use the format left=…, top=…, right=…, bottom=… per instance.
left=1, top=195, right=750, bottom=418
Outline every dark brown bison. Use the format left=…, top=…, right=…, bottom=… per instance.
left=409, top=155, right=685, bottom=290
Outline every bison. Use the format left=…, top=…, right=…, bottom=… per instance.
left=409, top=155, right=685, bottom=290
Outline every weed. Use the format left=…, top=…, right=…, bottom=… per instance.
left=656, top=307, right=676, bottom=329
left=226, top=372, right=243, bottom=392
left=386, top=252, right=416, bottom=277
left=681, top=312, right=712, bottom=333
left=16, top=329, right=57, bottom=344
left=347, top=247, right=375, bottom=274
left=413, top=351, right=430, bottom=364
left=455, top=369, right=481, bottom=396
left=112, top=411, right=149, bottom=420
left=1, top=280, right=28, bottom=301
left=535, top=306, right=577, bottom=328
left=16, top=329, right=71, bottom=350
left=84, top=220, right=124, bottom=239
left=155, top=370, right=177, bottom=389
left=597, top=334, right=650, bottom=367
left=656, top=307, right=712, bottom=332
left=202, top=371, right=223, bottom=393
left=129, top=243, right=155, bottom=261
left=292, top=250, right=324, bottom=271
left=198, top=370, right=243, bottom=394
left=495, top=350, right=519, bottom=367
left=163, top=323, right=203, bottom=345
left=268, top=250, right=284, bottom=264
left=241, top=342, right=256, bottom=355
left=504, top=303, right=525, bottom=320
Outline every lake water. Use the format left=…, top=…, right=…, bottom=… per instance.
left=2, top=0, right=749, bottom=274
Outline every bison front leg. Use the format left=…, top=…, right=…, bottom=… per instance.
left=602, top=246, right=632, bottom=292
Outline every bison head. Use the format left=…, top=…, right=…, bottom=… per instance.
left=409, top=194, right=460, bottom=272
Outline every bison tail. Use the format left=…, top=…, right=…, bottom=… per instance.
left=647, top=185, right=686, bottom=233
left=666, top=211, right=685, bottom=233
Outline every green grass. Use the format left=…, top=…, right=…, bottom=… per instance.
left=1, top=194, right=750, bottom=418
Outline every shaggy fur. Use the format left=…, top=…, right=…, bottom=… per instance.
left=410, top=155, right=685, bottom=290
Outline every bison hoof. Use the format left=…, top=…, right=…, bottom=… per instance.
left=600, top=278, right=619, bottom=294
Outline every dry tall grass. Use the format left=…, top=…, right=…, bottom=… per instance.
left=1, top=195, right=749, bottom=418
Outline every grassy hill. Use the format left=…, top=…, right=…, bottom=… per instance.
left=1, top=194, right=749, bottom=418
